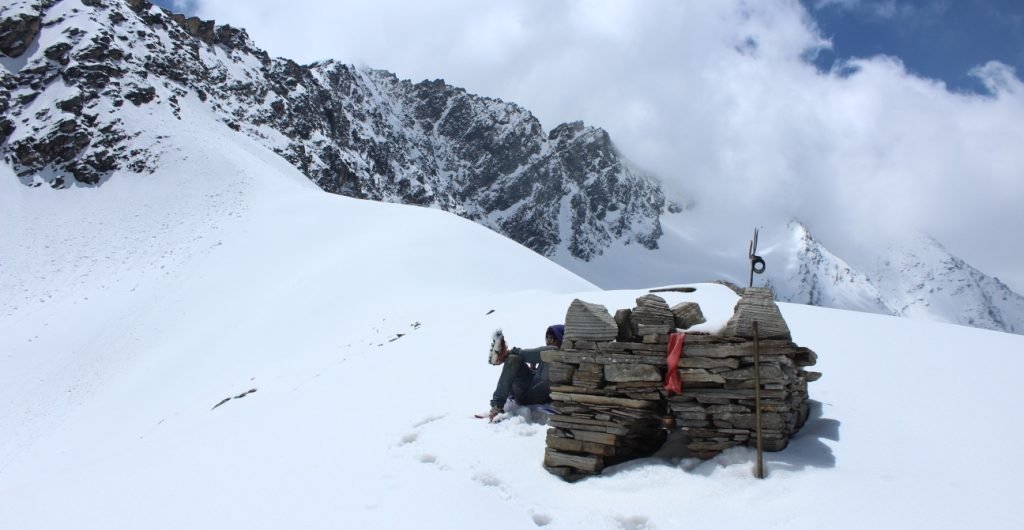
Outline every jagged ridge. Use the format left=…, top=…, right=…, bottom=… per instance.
left=0, top=0, right=667, bottom=260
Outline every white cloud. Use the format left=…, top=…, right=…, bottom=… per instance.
left=192, top=0, right=1024, bottom=290
left=972, top=60, right=1021, bottom=95
left=813, top=0, right=860, bottom=9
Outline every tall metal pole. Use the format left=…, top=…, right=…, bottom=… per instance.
left=753, top=320, right=765, bottom=479
left=748, top=228, right=766, bottom=478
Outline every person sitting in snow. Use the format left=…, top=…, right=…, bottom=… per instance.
left=488, top=324, right=565, bottom=421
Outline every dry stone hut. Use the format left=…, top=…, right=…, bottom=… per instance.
left=541, top=287, right=821, bottom=481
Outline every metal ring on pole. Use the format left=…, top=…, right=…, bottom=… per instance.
left=751, top=255, right=766, bottom=274
left=748, top=228, right=767, bottom=287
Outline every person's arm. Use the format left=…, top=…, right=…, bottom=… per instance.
left=514, top=345, right=554, bottom=364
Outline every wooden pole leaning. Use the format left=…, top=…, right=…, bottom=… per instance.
left=753, top=320, right=765, bottom=479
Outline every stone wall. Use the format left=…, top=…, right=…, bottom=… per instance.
left=541, top=287, right=820, bottom=481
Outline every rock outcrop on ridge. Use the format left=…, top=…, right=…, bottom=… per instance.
left=0, top=0, right=669, bottom=262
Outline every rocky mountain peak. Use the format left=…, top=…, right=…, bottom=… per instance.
left=765, top=220, right=891, bottom=315
left=1, top=0, right=666, bottom=261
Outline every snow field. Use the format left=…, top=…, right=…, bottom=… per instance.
left=3, top=91, right=1024, bottom=529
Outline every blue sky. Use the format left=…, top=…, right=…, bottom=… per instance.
left=800, top=0, right=1024, bottom=93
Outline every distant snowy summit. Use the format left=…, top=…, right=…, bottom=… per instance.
left=2, top=0, right=1021, bottom=335
left=766, top=221, right=1024, bottom=334
left=765, top=221, right=891, bottom=315
left=873, top=234, right=1023, bottom=334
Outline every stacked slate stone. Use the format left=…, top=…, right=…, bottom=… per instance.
left=666, top=287, right=820, bottom=459
left=540, top=287, right=820, bottom=481
left=541, top=297, right=680, bottom=481
left=630, top=294, right=676, bottom=340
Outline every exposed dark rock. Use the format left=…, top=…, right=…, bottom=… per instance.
left=0, top=118, right=13, bottom=144
left=12, top=119, right=90, bottom=169
left=170, top=14, right=215, bottom=45
left=43, top=42, right=72, bottom=63
left=57, top=94, right=87, bottom=114
left=0, top=14, right=42, bottom=58
left=68, top=150, right=116, bottom=184
left=62, top=63, right=125, bottom=88
left=124, top=85, right=156, bottom=105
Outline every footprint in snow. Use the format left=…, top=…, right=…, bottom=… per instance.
left=531, top=513, right=552, bottom=527
left=418, top=453, right=449, bottom=470
left=615, top=515, right=654, bottom=530
left=399, top=414, right=446, bottom=446
left=472, top=472, right=502, bottom=487
left=419, top=454, right=438, bottom=464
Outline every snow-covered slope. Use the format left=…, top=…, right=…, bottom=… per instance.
left=2, top=0, right=1022, bottom=335
left=3, top=113, right=1024, bottom=529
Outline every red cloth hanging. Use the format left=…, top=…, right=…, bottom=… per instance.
left=664, top=332, right=686, bottom=394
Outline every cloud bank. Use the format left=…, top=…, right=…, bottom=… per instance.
left=192, top=0, right=1024, bottom=290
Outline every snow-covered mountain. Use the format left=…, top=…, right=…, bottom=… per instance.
left=873, top=235, right=1024, bottom=334
left=0, top=0, right=669, bottom=262
left=761, top=221, right=1024, bottom=334
left=2, top=0, right=1021, bottom=335
left=764, top=221, right=892, bottom=315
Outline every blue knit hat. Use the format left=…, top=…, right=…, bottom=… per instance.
left=546, top=325, right=565, bottom=347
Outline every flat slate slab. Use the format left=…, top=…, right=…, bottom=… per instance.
left=550, top=391, right=657, bottom=410
left=604, top=363, right=662, bottom=383
left=631, top=294, right=675, bottom=329
left=544, top=448, right=604, bottom=472
left=564, top=299, right=618, bottom=342
left=722, top=287, right=791, bottom=340
left=671, top=302, right=706, bottom=329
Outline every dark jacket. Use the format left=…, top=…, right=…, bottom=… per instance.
left=490, top=324, right=564, bottom=408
